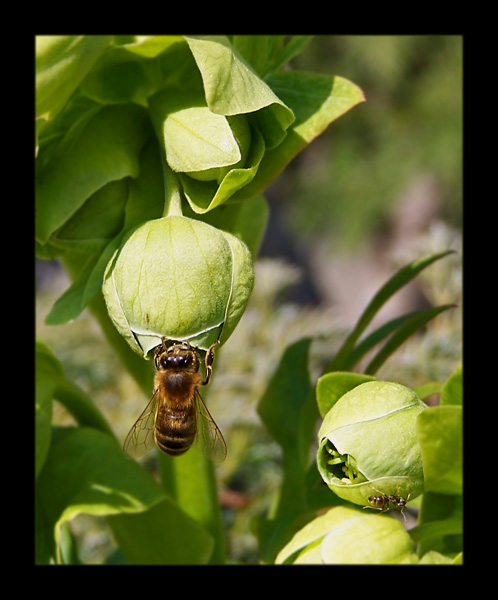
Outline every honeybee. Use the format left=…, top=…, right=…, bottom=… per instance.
left=363, top=486, right=410, bottom=521
left=123, top=339, right=226, bottom=462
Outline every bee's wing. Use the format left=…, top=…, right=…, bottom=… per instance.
left=123, top=390, right=160, bottom=459
left=194, top=391, right=227, bottom=463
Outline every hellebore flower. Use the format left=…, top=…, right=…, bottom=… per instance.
left=317, top=380, right=426, bottom=508
left=102, top=215, right=254, bottom=357
left=276, top=506, right=417, bottom=564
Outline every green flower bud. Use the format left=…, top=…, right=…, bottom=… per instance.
left=102, top=215, right=254, bottom=357
left=276, top=506, right=417, bottom=564
left=317, top=381, right=426, bottom=508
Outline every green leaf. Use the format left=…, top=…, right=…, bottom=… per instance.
left=230, top=194, right=269, bottom=257
left=179, top=127, right=266, bottom=213
left=316, top=371, right=376, bottom=418
left=257, top=339, right=316, bottom=521
left=49, top=179, right=128, bottom=253
left=417, top=405, right=462, bottom=495
left=45, top=254, right=100, bottom=325
left=344, top=311, right=420, bottom=370
left=258, top=338, right=314, bottom=461
left=185, top=36, right=295, bottom=143
left=418, top=550, right=457, bottom=565
left=231, top=35, right=285, bottom=77
left=234, top=71, right=365, bottom=201
left=414, top=381, right=443, bottom=401
left=269, top=70, right=365, bottom=144
left=36, top=36, right=111, bottom=122
left=58, top=522, right=81, bottom=564
left=325, top=251, right=455, bottom=372
left=80, top=36, right=186, bottom=105
left=164, top=107, right=242, bottom=173
left=255, top=512, right=315, bottom=565
left=364, top=304, right=455, bottom=375
left=44, top=138, right=165, bottom=326
left=417, top=492, right=462, bottom=558
left=108, top=498, right=215, bottom=565
left=409, top=517, right=463, bottom=544
left=264, top=36, right=314, bottom=76
left=440, top=364, right=462, bottom=406
left=116, top=35, right=184, bottom=58
left=36, top=427, right=166, bottom=564
left=36, top=103, right=151, bottom=244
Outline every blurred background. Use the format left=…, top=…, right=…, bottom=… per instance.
left=36, top=35, right=463, bottom=563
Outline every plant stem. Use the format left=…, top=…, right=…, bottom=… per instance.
left=161, top=155, right=183, bottom=217
left=158, top=451, right=226, bottom=564
left=56, top=377, right=116, bottom=438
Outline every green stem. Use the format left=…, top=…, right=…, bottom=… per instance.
left=55, top=377, right=116, bottom=439
left=161, top=154, right=183, bottom=217
left=158, top=450, right=226, bottom=564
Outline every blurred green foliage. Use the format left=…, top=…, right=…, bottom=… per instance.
left=281, top=35, right=462, bottom=250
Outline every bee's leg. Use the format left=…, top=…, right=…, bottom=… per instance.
left=154, top=344, right=163, bottom=370
left=202, top=341, right=219, bottom=385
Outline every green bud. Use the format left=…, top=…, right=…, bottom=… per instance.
left=276, top=506, right=417, bottom=564
left=317, top=381, right=426, bottom=507
left=102, top=215, right=254, bottom=357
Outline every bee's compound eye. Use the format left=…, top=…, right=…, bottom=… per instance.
left=177, top=355, right=189, bottom=367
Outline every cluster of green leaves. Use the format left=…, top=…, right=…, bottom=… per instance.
left=36, top=35, right=366, bottom=564
left=36, top=35, right=364, bottom=327
left=256, top=251, right=462, bottom=564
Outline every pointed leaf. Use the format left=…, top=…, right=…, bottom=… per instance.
left=364, top=304, right=455, bottom=375
left=264, top=36, right=314, bottom=76
left=45, top=254, right=100, bottom=325
left=233, top=71, right=365, bottom=200
left=344, top=311, right=420, bottom=371
left=258, top=338, right=313, bottom=454
left=186, top=36, right=294, bottom=140
left=326, top=251, right=455, bottom=372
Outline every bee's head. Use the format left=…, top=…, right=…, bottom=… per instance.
left=154, top=341, right=200, bottom=372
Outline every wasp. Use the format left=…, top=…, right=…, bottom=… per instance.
left=123, top=339, right=226, bottom=462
